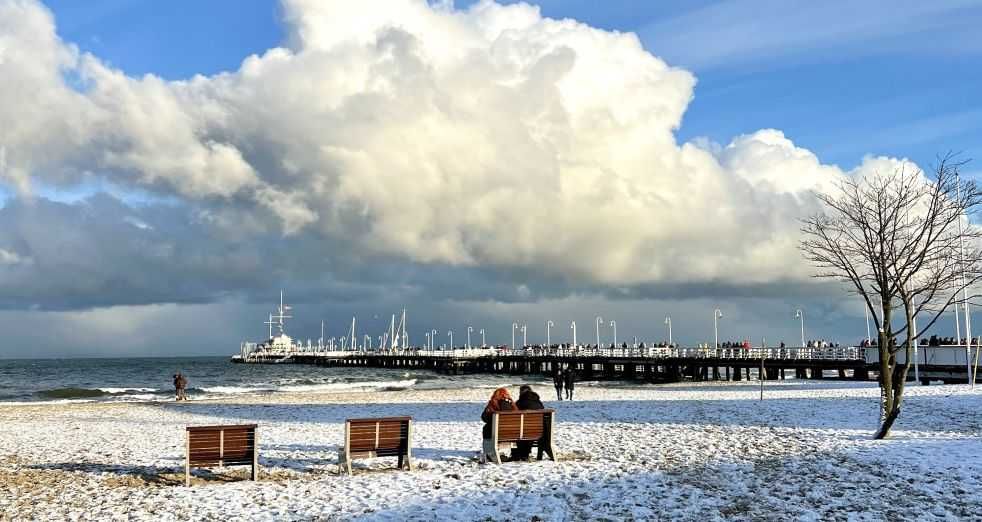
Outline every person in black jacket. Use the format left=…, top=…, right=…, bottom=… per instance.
left=564, top=369, right=576, bottom=400
left=552, top=368, right=564, bottom=401
left=512, top=385, right=545, bottom=461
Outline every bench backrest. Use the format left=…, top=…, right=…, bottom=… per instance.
left=494, top=410, right=554, bottom=443
left=345, top=416, right=412, bottom=455
left=186, top=424, right=257, bottom=467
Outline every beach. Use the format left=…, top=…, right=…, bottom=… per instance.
left=1, top=381, right=981, bottom=521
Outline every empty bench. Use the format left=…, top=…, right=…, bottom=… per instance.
left=340, top=416, right=413, bottom=475
left=185, top=424, right=258, bottom=486
left=490, top=409, right=557, bottom=465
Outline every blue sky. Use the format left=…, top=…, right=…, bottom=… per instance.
left=42, top=0, right=982, bottom=173
left=2, top=0, right=981, bottom=355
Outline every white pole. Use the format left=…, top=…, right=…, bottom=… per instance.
left=958, top=173, right=973, bottom=384
left=512, top=322, right=518, bottom=350
left=865, top=304, right=872, bottom=344
left=425, top=333, right=430, bottom=350
left=521, top=324, right=527, bottom=348
left=467, top=326, right=473, bottom=349
left=480, top=328, right=486, bottom=348
left=546, top=320, right=554, bottom=347
left=448, top=330, right=453, bottom=350
left=795, top=309, right=805, bottom=347
left=610, top=320, right=617, bottom=346
left=714, top=309, right=722, bottom=348
left=430, top=329, right=436, bottom=351
left=595, top=316, right=603, bottom=348
left=571, top=321, right=577, bottom=347
left=665, top=317, right=672, bottom=345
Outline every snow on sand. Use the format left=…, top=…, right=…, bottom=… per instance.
left=1, top=381, right=980, bottom=520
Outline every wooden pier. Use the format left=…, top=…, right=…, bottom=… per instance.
left=233, top=346, right=884, bottom=383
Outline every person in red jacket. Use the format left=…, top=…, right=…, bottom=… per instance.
left=480, top=387, right=517, bottom=463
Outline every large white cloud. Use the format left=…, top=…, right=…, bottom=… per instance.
left=0, top=0, right=914, bottom=294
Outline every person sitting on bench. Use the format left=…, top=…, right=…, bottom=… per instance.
left=512, top=385, right=545, bottom=461
left=480, top=387, right=516, bottom=464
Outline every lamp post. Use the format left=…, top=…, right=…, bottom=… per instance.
left=610, top=320, right=617, bottom=346
left=512, top=322, right=519, bottom=350
left=595, top=316, right=604, bottom=348
left=521, top=324, right=527, bottom=348
left=480, top=328, right=486, bottom=347
left=713, top=309, right=723, bottom=348
left=665, top=316, right=672, bottom=345
left=425, top=332, right=430, bottom=350
left=546, top=320, right=554, bottom=347
left=467, top=326, right=473, bottom=349
left=431, top=329, right=437, bottom=350
left=448, top=330, right=453, bottom=351
left=794, top=309, right=805, bottom=347
left=571, top=321, right=577, bottom=346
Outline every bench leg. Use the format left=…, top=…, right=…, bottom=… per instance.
left=397, top=454, right=404, bottom=470
left=185, top=465, right=191, bottom=487
left=406, top=454, right=414, bottom=472
left=345, top=452, right=353, bottom=476
left=545, top=443, right=557, bottom=462
left=492, top=445, right=502, bottom=465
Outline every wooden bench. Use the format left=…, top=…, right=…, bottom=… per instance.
left=490, top=409, right=557, bottom=465
left=185, top=424, right=258, bottom=486
left=340, top=416, right=413, bottom=476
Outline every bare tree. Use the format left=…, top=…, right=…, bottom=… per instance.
left=801, top=154, right=982, bottom=439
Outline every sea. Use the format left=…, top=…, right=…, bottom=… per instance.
left=0, top=356, right=532, bottom=404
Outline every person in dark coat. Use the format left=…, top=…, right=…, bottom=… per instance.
left=552, top=368, right=564, bottom=401
left=564, top=369, right=576, bottom=400
left=480, top=387, right=517, bottom=463
left=173, top=373, right=188, bottom=401
left=512, top=384, right=545, bottom=461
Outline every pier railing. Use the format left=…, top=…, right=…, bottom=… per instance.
left=238, top=344, right=864, bottom=362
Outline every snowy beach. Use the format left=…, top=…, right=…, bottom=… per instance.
left=1, top=381, right=981, bottom=521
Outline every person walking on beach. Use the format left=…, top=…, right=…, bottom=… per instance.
left=563, top=368, right=576, bottom=401
left=553, top=368, right=564, bottom=401
left=512, top=385, right=545, bottom=461
left=480, top=387, right=517, bottom=463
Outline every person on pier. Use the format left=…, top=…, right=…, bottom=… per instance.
left=564, top=368, right=576, bottom=401
left=480, top=387, right=517, bottom=464
left=512, top=385, right=545, bottom=461
left=553, top=368, right=564, bottom=401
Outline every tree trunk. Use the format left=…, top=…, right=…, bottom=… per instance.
left=875, top=299, right=914, bottom=440
left=877, top=302, right=893, bottom=426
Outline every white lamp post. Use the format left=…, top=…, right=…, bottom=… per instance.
left=546, top=320, right=554, bottom=347
left=425, top=332, right=430, bottom=350
left=665, top=316, right=672, bottom=345
left=610, top=320, right=617, bottom=346
left=571, top=321, right=577, bottom=346
left=521, top=324, right=527, bottom=348
left=467, top=326, right=473, bottom=349
left=448, top=330, right=453, bottom=350
left=794, top=309, right=805, bottom=347
left=512, top=322, right=519, bottom=350
left=480, top=328, right=486, bottom=347
left=713, top=309, right=723, bottom=348
left=595, top=316, right=604, bottom=348
left=431, top=329, right=437, bottom=350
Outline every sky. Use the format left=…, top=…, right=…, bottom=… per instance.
left=0, top=0, right=980, bottom=357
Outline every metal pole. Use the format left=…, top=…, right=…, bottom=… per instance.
left=512, top=323, right=518, bottom=350
left=467, top=326, right=472, bottom=349
left=714, top=309, right=722, bottom=349
left=546, top=320, right=553, bottom=347
left=595, top=316, right=603, bottom=348
left=665, top=317, right=672, bottom=346
left=571, top=321, right=577, bottom=347
left=480, top=328, right=485, bottom=348
left=864, top=304, right=871, bottom=344
left=958, top=173, right=973, bottom=384
left=796, top=309, right=805, bottom=347
left=610, top=320, right=617, bottom=346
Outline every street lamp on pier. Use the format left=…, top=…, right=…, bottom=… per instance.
left=467, top=326, right=473, bottom=349
left=425, top=332, right=431, bottom=350
left=665, top=317, right=672, bottom=346
left=595, top=316, right=604, bottom=348
left=546, top=320, right=554, bottom=347
left=431, top=329, right=437, bottom=350
left=479, top=328, right=486, bottom=347
left=512, top=322, right=519, bottom=350
left=610, top=320, right=617, bottom=346
left=713, top=309, right=723, bottom=348
left=521, top=324, right=527, bottom=348
left=794, top=309, right=805, bottom=347
left=571, top=321, right=577, bottom=347
left=448, top=330, right=454, bottom=350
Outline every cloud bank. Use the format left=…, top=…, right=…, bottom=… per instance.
left=0, top=0, right=913, bottom=312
